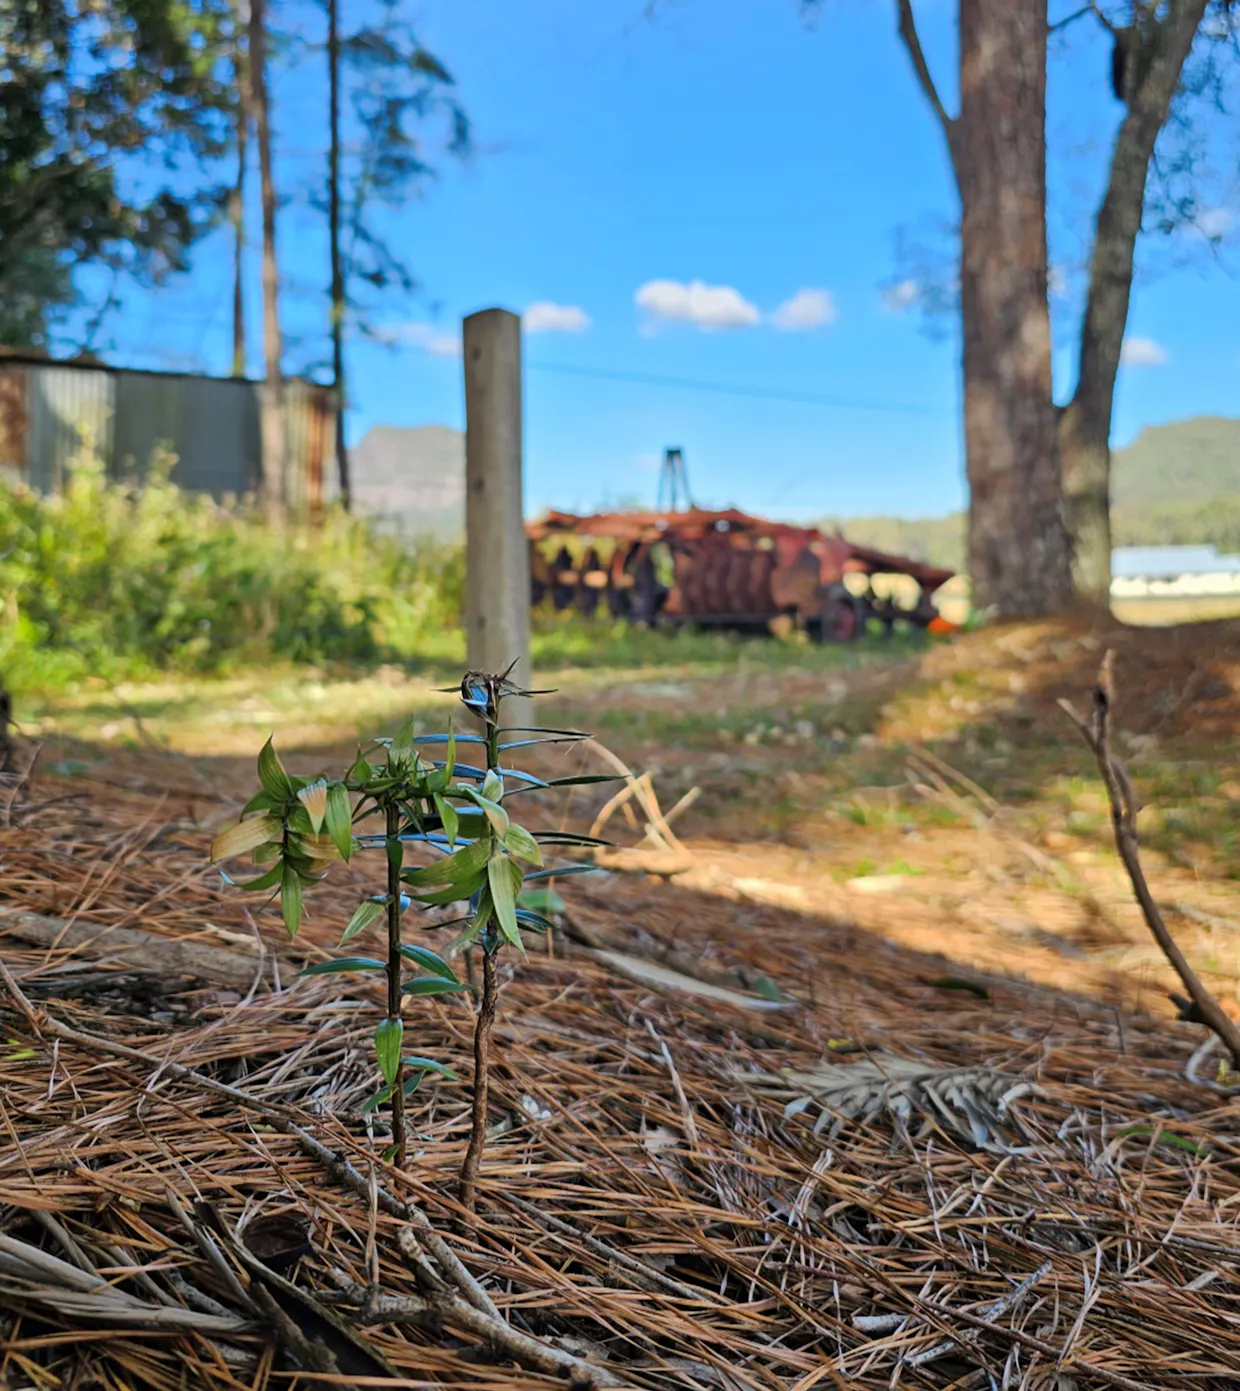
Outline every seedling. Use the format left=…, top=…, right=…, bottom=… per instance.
left=210, top=665, right=610, bottom=1192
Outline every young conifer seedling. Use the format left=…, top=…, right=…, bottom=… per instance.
left=210, top=665, right=610, bottom=1190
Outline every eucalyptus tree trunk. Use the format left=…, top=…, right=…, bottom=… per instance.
left=248, top=0, right=286, bottom=521
left=896, top=0, right=1072, bottom=616
left=1058, top=0, right=1209, bottom=603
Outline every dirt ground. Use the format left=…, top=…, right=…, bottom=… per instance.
left=3, top=613, right=1239, bottom=1388
left=14, top=613, right=1240, bottom=1024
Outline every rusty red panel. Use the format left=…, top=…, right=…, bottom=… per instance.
left=0, top=367, right=29, bottom=478
left=304, top=385, right=328, bottom=512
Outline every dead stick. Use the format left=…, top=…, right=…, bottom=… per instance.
left=584, top=740, right=687, bottom=855
left=1059, top=650, right=1240, bottom=1067
left=589, top=776, right=642, bottom=840
left=909, top=1294, right=1158, bottom=1391
left=0, top=905, right=275, bottom=990
left=338, top=1283, right=624, bottom=1388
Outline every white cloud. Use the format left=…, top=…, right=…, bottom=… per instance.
left=634, top=453, right=661, bottom=472
left=1048, top=265, right=1069, bottom=298
left=524, top=302, right=591, bottom=334
left=770, top=288, right=837, bottom=331
left=635, top=278, right=760, bottom=331
left=1120, top=336, right=1168, bottom=367
left=1198, top=207, right=1235, bottom=240
left=399, top=323, right=462, bottom=358
left=881, top=278, right=919, bottom=313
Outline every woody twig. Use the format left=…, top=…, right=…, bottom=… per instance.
left=1060, top=650, right=1240, bottom=1071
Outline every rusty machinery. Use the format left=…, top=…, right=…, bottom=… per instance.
left=526, top=449, right=955, bottom=642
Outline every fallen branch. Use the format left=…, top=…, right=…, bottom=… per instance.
left=0, top=905, right=275, bottom=991
left=585, top=739, right=691, bottom=857
left=1172, top=900, right=1240, bottom=935
left=0, top=1232, right=252, bottom=1336
left=1060, top=651, right=1240, bottom=1068
left=583, top=947, right=791, bottom=1013
left=588, top=847, right=693, bottom=877
left=332, top=1280, right=625, bottom=1388
left=907, top=1289, right=1158, bottom=1391
left=904, top=1258, right=1050, bottom=1367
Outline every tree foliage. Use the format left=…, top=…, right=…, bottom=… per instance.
left=0, top=0, right=237, bottom=349
left=317, top=0, right=469, bottom=360
left=878, top=3, right=1240, bottom=335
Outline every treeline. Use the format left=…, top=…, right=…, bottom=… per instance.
left=827, top=495, right=1240, bottom=579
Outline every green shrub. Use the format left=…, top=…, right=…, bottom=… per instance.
left=0, top=448, right=464, bottom=694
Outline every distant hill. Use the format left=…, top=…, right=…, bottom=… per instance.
left=1109, top=415, right=1240, bottom=554
left=824, top=415, right=1240, bottom=574
left=1111, top=416, right=1240, bottom=507
left=818, top=512, right=966, bottom=572
left=349, top=425, right=464, bottom=538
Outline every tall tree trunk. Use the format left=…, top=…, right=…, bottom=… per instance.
left=328, top=0, right=350, bottom=509
left=895, top=0, right=1071, bottom=618
left=954, top=0, right=1070, bottom=616
left=230, top=11, right=249, bottom=380
left=248, top=0, right=285, bottom=521
left=1058, top=0, right=1208, bottom=603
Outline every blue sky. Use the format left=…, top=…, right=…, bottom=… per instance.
left=88, top=0, right=1240, bottom=520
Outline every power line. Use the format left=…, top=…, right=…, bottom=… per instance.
left=526, top=360, right=948, bottom=416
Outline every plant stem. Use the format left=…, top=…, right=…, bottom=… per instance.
left=459, top=678, right=505, bottom=1213
left=385, top=798, right=406, bottom=1169
left=485, top=695, right=501, bottom=771
left=459, top=949, right=496, bottom=1214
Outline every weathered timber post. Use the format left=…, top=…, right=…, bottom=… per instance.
left=463, top=308, right=532, bottom=730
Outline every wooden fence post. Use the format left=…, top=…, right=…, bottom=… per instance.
left=463, top=308, right=532, bottom=730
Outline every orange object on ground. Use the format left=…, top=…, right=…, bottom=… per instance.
left=927, top=616, right=960, bottom=636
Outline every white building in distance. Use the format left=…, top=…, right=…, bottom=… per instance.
left=1111, top=545, right=1240, bottom=598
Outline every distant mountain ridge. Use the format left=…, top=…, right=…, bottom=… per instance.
left=822, top=415, right=1240, bottom=573
left=350, top=424, right=465, bottom=538
left=350, top=415, right=1240, bottom=564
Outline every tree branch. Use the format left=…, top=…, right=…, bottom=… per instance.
left=894, top=0, right=957, bottom=165
left=336, top=1283, right=624, bottom=1388
left=1060, top=651, right=1240, bottom=1069
left=1086, top=0, right=1119, bottom=36
left=1050, top=5, right=1095, bottom=34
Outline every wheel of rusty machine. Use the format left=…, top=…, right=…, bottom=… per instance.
left=607, top=548, right=633, bottom=619
left=550, top=545, right=575, bottom=611
left=529, top=542, right=550, bottom=608
left=627, top=549, right=664, bottom=627
left=576, top=547, right=603, bottom=618
left=816, top=592, right=863, bottom=643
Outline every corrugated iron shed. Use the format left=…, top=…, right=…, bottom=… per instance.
left=0, top=353, right=336, bottom=510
